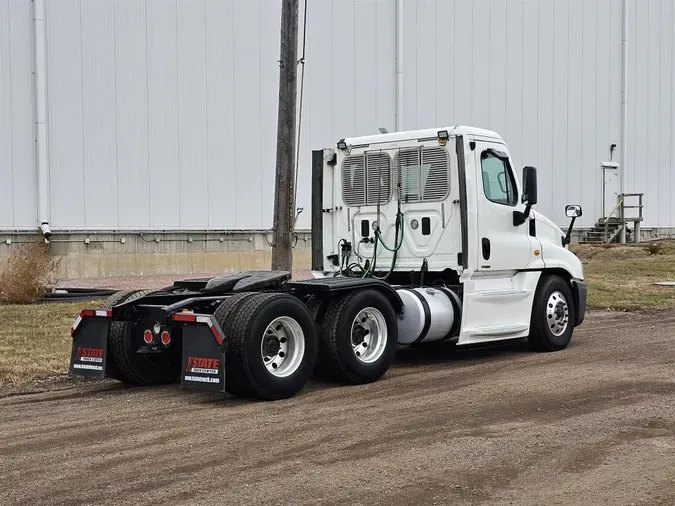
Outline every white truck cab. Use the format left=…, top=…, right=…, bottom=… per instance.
left=68, top=125, right=589, bottom=402
left=312, top=125, right=587, bottom=350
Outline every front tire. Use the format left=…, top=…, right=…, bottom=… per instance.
left=528, top=275, right=576, bottom=352
left=318, top=289, right=398, bottom=384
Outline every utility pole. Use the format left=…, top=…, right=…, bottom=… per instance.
left=271, top=0, right=299, bottom=272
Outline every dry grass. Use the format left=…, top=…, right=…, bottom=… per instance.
left=0, top=241, right=61, bottom=304
left=0, top=301, right=99, bottom=387
left=572, top=241, right=675, bottom=311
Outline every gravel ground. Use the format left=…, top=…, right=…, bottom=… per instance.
left=1, top=310, right=674, bottom=505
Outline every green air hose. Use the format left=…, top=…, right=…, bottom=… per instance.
left=375, top=211, right=405, bottom=252
left=362, top=211, right=405, bottom=279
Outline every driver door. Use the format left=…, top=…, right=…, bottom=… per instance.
left=473, top=140, right=535, bottom=272
left=457, top=138, right=540, bottom=345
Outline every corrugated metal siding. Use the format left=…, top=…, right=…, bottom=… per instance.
left=400, top=0, right=625, bottom=228
left=626, top=0, right=675, bottom=228
left=298, top=0, right=396, bottom=228
left=0, top=0, right=37, bottom=229
left=40, top=0, right=395, bottom=230
left=4, top=0, right=674, bottom=231
left=399, top=0, right=672, bottom=228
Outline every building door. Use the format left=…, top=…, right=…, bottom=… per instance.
left=602, top=162, right=620, bottom=217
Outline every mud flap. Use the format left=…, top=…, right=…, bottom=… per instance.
left=174, top=314, right=226, bottom=393
left=68, top=311, right=111, bottom=378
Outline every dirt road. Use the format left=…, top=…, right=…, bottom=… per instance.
left=1, top=310, right=674, bottom=506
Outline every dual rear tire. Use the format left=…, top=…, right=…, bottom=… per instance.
left=212, top=289, right=399, bottom=399
left=214, top=293, right=318, bottom=401
left=103, top=290, right=182, bottom=386
left=103, top=290, right=320, bottom=400
left=102, top=287, right=400, bottom=400
left=315, top=289, right=398, bottom=385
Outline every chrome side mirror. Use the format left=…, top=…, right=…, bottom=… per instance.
left=565, top=205, right=582, bottom=218
left=563, top=205, right=583, bottom=245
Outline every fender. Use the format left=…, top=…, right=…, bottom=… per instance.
left=287, top=277, right=404, bottom=313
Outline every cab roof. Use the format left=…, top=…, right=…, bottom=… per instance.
left=341, top=125, right=503, bottom=147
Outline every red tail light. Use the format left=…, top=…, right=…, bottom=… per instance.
left=160, top=330, right=171, bottom=346
left=143, top=329, right=153, bottom=344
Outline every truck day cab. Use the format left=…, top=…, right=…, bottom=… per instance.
left=69, top=126, right=587, bottom=401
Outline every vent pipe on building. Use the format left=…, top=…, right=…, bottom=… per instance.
left=619, top=0, right=628, bottom=243
left=395, top=0, right=404, bottom=132
left=32, top=0, right=51, bottom=235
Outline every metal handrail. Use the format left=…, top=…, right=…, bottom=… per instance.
left=621, top=193, right=644, bottom=221
left=604, top=195, right=625, bottom=242
left=602, top=193, right=644, bottom=243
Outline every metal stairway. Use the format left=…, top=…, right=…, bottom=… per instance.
left=580, top=193, right=644, bottom=244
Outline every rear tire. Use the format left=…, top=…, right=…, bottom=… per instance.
left=213, top=292, right=258, bottom=333
left=106, top=289, right=181, bottom=386
left=224, top=293, right=318, bottom=400
left=304, top=295, right=332, bottom=381
left=100, top=290, right=140, bottom=311
left=318, top=289, right=398, bottom=384
left=305, top=295, right=329, bottom=328
left=527, top=275, right=576, bottom=352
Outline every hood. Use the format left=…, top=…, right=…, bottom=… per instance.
left=532, top=210, right=565, bottom=237
left=531, top=210, right=584, bottom=280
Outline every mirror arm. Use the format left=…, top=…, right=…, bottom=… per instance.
left=563, top=216, right=577, bottom=246
left=513, top=204, right=532, bottom=226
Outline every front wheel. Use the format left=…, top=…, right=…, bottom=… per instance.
left=527, top=275, right=576, bottom=352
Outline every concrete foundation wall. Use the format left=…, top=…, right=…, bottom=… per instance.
left=0, top=232, right=312, bottom=280
left=2, top=227, right=672, bottom=280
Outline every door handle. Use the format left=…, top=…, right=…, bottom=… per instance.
left=482, top=237, right=491, bottom=260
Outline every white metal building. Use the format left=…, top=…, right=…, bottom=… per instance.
left=2, top=0, right=674, bottom=236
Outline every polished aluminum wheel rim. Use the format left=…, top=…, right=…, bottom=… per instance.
left=547, top=291, right=569, bottom=336
left=261, top=316, right=305, bottom=378
left=351, top=307, right=387, bottom=364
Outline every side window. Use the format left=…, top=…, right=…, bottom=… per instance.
left=480, top=151, right=517, bottom=206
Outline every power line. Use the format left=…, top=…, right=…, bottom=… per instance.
left=291, top=0, right=308, bottom=233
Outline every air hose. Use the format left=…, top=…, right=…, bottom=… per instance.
left=363, top=210, right=405, bottom=280
left=375, top=211, right=405, bottom=252
left=355, top=151, right=405, bottom=280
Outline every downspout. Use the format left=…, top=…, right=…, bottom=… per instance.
left=32, top=0, right=51, bottom=240
left=619, top=0, right=628, bottom=243
left=395, top=0, right=404, bottom=131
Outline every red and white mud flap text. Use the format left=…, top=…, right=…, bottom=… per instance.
left=171, top=313, right=227, bottom=393
left=69, top=310, right=112, bottom=379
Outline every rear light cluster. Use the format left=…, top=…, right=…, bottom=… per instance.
left=143, top=328, right=171, bottom=346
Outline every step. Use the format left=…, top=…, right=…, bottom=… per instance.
left=598, top=217, right=624, bottom=224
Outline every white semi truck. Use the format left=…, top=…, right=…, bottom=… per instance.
left=69, top=126, right=587, bottom=401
